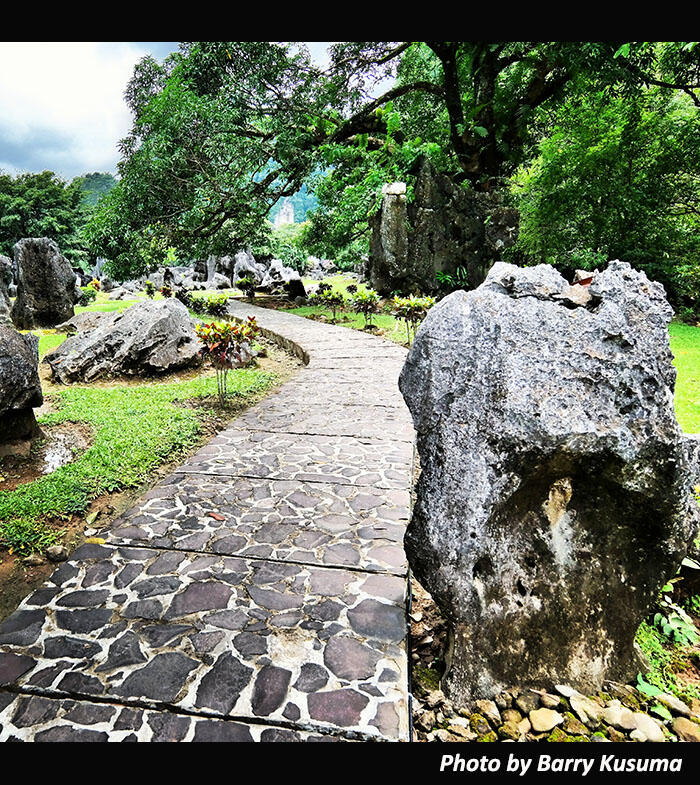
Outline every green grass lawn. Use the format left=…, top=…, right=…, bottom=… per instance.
left=2, top=291, right=276, bottom=554
left=669, top=322, right=700, bottom=433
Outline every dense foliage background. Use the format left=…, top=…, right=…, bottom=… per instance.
left=2, top=42, right=699, bottom=313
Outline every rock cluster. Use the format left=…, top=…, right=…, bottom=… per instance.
left=0, top=326, right=43, bottom=441
left=11, top=238, right=77, bottom=328
left=0, top=255, right=13, bottom=324
left=412, top=682, right=700, bottom=742
left=399, top=260, right=700, bottom=707
left=367, top=157, right=518, bottom=295
left=45, top=299, right=202, bottom=383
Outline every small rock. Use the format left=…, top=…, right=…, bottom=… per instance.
left=46, top=545, right=69, bottom=562
left=540, top=693, right=561, bottom=709
left=562, top=714, right=589, bottom=735
left=84, top=528, right=98, bottom=537
left=495, top=692, right=512, bottom=710
left=502, top=708, right=523, bottom=724
left=433, top=729, right=452, bottom=742
left=425, top=690, right=445, bottom=709
left=498, top=721, right=521, bottom=741
left=85, top=510, right=99, bottom=526
left=529, top=708, right=564, bottom=733
left=629, top=729, right=646, bottom=742
left=23, top=553, right=44, bottom=566
left=410, top=611, right=423, bottom=622
left=448, top=723, right=477, bottom=741
left=415, top=710, right=435, bottom=732
left=517, top=717, right=532, bottom=736
left=515, top=693, right=540, bottom=715
left=658, top=693, right=692, bottom=718
left=631, top=712, right=665, bottom=742
left=672, top=716, right=700, bottom=742
left=570, top=694, right=603, bottom=726
left=555, top=684, right=579, bottom=698
left=469, top=713, right=491, bottom=735
left=475, top=699, right=501, bottom=726
left=607, top=727, right=626, bottom=743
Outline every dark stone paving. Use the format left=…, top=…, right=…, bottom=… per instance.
left=0, top=301, right=414, bottom=741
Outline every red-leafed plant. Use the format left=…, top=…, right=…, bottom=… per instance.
left=195, top=316, right=260, bottom=405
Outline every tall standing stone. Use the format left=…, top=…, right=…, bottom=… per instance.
left=399, top=260, right=700, bottom=705
left=0, top=326, right=43, bottom=442
left=0, top=255, right=13, bottom=325
left=11, top=238, right=77, bottom=329
left=367, top=158, right=518, bottom=295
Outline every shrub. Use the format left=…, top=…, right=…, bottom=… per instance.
left=391, top=294, right=436, bottom=344
left=190, top=292, right=230, bottom=317
left=88, top=278, right=100, bottom=291
left=195, top=316, right=260, bottom=405
left=309, top=282, right=345, bottom=322
left=174, top=288, right=193, bottom=309
left=160, top=284, right=173, bottom=298
left=349, top=287, right=381, bottom=328
left=144, top=280, right=156, bottom=298
left=236, top=274, right=257, bottom=300
left=77, top=286, right=97, bottom=306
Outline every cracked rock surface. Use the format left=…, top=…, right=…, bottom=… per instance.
left=400, top=260, right=700, bottom=707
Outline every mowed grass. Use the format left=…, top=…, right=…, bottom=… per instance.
left=670, top=322, right=700, bottom=434
left=2, top=291, right=276, bottom=554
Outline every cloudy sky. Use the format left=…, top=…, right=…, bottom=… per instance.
left=0, top=42, right=332, bottom=181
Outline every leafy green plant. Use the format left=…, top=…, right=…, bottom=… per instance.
left=391, top=294, right=436, bottom=344
left=436, top=266, right=471, bottom=292
left=174, top=287, right=193, bottom=309
left=654, top=579, right=700, bottom=646
left=160, top=284, right=173, bottom=298
left=309, top=283, right=345, bottom=323
left=144, top=280, right=156, bottom=298
left=236, top=274, right=257, bottom=300
left=349, top=287, right=381, bottom=328
left=195, top=317, right=260, bottom=405
left=77, top=286, right=97, bottom=306
left=190, top=292, right=230, bottom=317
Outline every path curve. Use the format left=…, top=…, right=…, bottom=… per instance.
left=0, top=301, right=415, bottom=742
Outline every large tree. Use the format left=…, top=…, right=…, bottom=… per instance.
left=87, top=41, right=700, bottom=278
left=0, top=170, right=88, bottom=267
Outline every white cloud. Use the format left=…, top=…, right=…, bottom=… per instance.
left=0, top=42, right=173, bottom=179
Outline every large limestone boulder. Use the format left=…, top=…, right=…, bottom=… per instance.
left=45, top=299, right=202, bottom=383
left=399, top=260, right=699, bottom=705
left=11, top=238, right=77, bottom=328
left=233, top=249, right=267, bottom=286
left=367, top=158, right=518, bottom=295
left=259, top=258, right=306, bottom=299
left=0, top=326, right=43, bottom=441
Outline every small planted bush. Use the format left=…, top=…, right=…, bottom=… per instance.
left=78, top=286, right=97, bottom=306
left=160, top=284, right=173, bottom=298
left=391, top=294, right=436, bottom=344
left=144, top=280, right=156, bottom=298
left=236, top=274, right=257, bottom=300
left=196, top=316, right=260, bottom=405
left=174, top=287, right=193, bottom=309
left=309, top=282, right=345, bottom=323
left=190, top=292, right=230, bottom=317
left=349, top=287, right=381, bottom=328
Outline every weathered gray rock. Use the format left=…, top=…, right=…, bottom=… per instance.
left=260, top=259, right=306, bottom=299
left=0, top=326, right=43, bottom=441
left=11, top=238, right=77, bottom=328
left=0, top=255, right=13, bottom=324
left=307, top=256, right=337, bottom=280
left=45, top=299, right=202, bottom=383
left=233, top=249, right=266, bottom=286
left=399, top=260, right=699, bottom=706
left=367, top=158, right=518, bottom=295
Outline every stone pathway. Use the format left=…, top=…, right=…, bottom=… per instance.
left=0, top=301, right=415, bottom=741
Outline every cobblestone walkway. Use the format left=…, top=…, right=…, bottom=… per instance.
left=0, top=301, right=415, bottom=741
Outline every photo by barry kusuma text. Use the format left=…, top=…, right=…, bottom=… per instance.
left=438, top=752, right=686, bottom=776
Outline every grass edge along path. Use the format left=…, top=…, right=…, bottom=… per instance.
left=0, top=369, right=276, bottom=554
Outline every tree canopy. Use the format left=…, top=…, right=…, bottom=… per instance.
left=85, top=41, right=700, bottom=311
